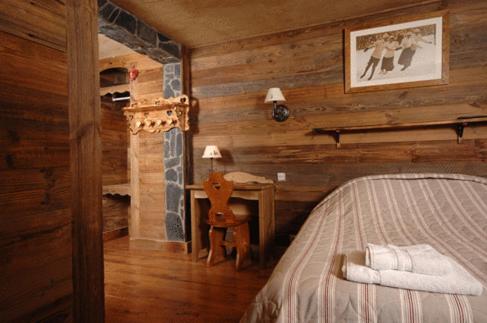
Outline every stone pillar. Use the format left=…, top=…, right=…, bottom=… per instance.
left=163, top=63, right=186, bottom=241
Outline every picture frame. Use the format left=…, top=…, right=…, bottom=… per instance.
left=344, top=10, right=449, bottom=93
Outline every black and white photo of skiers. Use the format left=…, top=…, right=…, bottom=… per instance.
left=349, top=17, right=443, bottom=89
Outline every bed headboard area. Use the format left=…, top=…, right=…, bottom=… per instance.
left=189, top=0, right=487, bottom=243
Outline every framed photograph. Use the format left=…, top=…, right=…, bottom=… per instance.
left=345, top=11, right=449, bottom=93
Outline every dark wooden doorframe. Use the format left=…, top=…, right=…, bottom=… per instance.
left=66, top=2, right=188, bottom=320
left=67, top=0, right=105, bottom=322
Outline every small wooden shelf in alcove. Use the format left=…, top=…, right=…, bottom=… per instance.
left=102, top=183, right=131, bottom=197
left=100, top=84, right=129, bottom=96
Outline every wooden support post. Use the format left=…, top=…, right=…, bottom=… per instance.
left=129, top=133, right=141, bottom=239
left=67, top=0, right=105, bottom=322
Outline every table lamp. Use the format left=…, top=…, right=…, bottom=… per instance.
left=202, top=145, right=222, bottom=173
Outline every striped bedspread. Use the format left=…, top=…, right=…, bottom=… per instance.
left=241, top=174, right=487, bottom=323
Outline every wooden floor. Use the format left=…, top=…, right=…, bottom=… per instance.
left=104, top=237, right=275, bottom=322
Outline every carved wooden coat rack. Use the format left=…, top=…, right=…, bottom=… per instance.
left=123, top=95, right=190, bottom=134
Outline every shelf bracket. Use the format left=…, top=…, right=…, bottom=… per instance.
left=456, top=123, right=465, bottom=144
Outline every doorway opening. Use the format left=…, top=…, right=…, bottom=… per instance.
left=99, top=64, right=130, bottom=241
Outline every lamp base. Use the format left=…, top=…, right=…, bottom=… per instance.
left=272, top=104, right=289, bottom=122
left=207, top=158, right=218, bottom=176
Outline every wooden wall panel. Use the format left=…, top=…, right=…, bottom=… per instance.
left=0, top=0, right=66, bottom=51
left=0, top=20, right=72, bottom=323
left=190, top=0, right=487, bottom=242
left=101, top=98, right=128, bottom=186
left=131, top=67, right=166, bottom=241
left=135, top=131, right=166, bottom=241
left=100, top=52, right=166, bottom=241
left=101, top=98, right=129, bottom=233
left=99, top=54, right=167, bottom=241
left=103, top=196, right=130, bottom=233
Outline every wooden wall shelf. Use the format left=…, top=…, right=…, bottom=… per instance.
left=312, top=116, right=487, bottom=148
left=103, top=183, right=131, bottom=197
left=100, top=84, right=129, bottom=96
left=123, top=95, right=190, bottom=134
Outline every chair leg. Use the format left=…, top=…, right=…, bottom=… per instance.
left=234, top=223, right=250, bottom=271
left=207, top=226, right=226, bottom=267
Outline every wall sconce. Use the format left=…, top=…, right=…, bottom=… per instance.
left=265, top=87, right=289, bottom=122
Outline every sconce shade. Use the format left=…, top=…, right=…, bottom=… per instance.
left=202, top=145, right=222, bottom=159
left=265, top=87, right=286, bottom=103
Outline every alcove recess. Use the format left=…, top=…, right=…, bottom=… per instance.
left=123, top=95, right=189, bottom=248
left=100, top=67, right=131, bottom=240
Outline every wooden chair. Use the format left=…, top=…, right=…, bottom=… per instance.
left=204, top=172, right=250, bottom=270
left=224, top=171, right=275, bottom=262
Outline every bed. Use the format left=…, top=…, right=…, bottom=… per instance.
left=241, top=174, right=487, bottom=323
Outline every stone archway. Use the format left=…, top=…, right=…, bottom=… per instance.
left=98, top=0, right=181, bottom=64
left=98, top=2, right=188, bottom=244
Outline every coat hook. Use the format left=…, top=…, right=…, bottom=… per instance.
left=334, top=130, right=341, bottom=149
left=456, top=124, right=465, bottom=144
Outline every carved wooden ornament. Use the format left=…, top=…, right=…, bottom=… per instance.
left=123, top=95, right=190, bottom=134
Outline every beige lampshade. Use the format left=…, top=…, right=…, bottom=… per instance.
left=265, top=87, right=286, bottom=103
left=202, top=145, right=222, bottom=159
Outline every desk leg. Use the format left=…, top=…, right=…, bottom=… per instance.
left=270, top=187, right=275, bottom=256
left=190, top=191, right=201, bottom=262
left=258, top=189, right=274, bottom=266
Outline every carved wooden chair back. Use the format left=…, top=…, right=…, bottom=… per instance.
left=203, top=172, right=238, bottom=226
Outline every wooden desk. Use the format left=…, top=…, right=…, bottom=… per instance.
left=187, top=183, right=275, bottom=266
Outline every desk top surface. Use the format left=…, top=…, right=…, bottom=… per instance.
left=186, top=183, right=274, bottom=190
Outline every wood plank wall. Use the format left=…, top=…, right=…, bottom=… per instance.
left=99, top=53, right=167, bottom=242
left=190, top=0, right=487, bottom=242
left=101, top=98, right=129, bottom=233
left=132, top=63, right=167, bottom=242
left=0, top=1, right=73, bottom=321
left=102, top=98, right=128, bottom=186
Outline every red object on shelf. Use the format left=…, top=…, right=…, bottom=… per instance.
left=129, top=66, right=139, bottom=81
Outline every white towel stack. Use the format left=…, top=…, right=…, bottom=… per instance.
left=365, top=243, right=451, bottom=275
left=342, top=244, right=483, bottom=296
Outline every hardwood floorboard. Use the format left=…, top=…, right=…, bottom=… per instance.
left=104, top=237, right=274, bottom=322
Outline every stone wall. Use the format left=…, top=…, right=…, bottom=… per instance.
left=163, top=63, right=182, bottom=98
left=163, top=63, right=186, bottom=241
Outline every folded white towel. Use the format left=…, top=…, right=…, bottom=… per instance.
left=343, top=251, right=484, bottom=296
left=365, top=243, right=451, bottom=275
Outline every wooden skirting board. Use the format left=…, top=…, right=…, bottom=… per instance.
left=129, top=239, right=191, bottom=254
